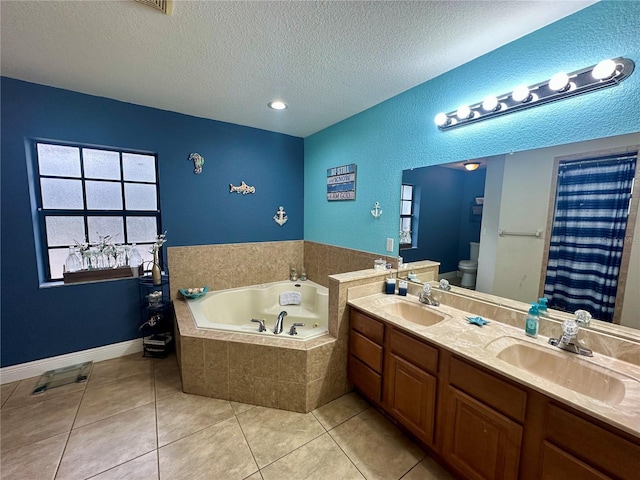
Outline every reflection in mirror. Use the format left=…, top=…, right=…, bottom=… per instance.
left=399, top=133, right=640, bottom=330
left=401, top=161, right=486, bottom=286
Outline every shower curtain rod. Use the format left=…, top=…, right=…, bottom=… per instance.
left=560, top=152, right=637, bottom=169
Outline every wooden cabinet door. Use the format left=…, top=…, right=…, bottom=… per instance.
left=386, top=353, right=437, bottom=446
left=443, top=386, right=522, bottom=480
left=539, top=442, right=610, bottom=480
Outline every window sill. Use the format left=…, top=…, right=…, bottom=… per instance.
left=63, top=266, right=138, bottom=284
left=39, top=266, right=144, bottom=288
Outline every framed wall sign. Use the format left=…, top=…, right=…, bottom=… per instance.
left=327, top=164, right=356, bottom=201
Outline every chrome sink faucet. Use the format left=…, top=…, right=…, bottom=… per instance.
left=274, top=311, right=287, bottom=334
left=418, top=284, right=439, bottom=307
left=548, top=310, right=593, bottom=357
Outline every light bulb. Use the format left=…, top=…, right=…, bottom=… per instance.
left=592, top=59, right=617, bottom=80
left=456, top=105, right=472, bottom=120
left=464, top=162, right=480, bottom=171
left=549, top=72, right=570, bottom=91
left=268, top=100, right=288, bottom=110
left=482, top=96, right=499, bottom=111
left=512, top=85, right=531, bottom=102
left=434, top=112, right=449, bottom=127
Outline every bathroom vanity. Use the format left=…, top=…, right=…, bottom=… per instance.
left=347, top=291, right=640, bottom=480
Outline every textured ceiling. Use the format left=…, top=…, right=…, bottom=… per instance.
left=1, top=0, right=597, bottom=138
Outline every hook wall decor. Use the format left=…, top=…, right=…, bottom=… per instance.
left=188, top=153, right=205, bottom=174
left=273, top=206, right=288, bottom=226
left=229, top=181, right=256, bottom=195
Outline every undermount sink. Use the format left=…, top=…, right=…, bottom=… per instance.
left=376, top=299, right=447, bottom=327
left=486, top=337, right=632, bottom=406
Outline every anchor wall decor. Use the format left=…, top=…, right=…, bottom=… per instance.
left=371, top=201, right=382, bottom=218
left=273, top=206, right=288, bottom=226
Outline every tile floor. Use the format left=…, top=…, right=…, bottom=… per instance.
left=0, top=353, right=454, bottom=480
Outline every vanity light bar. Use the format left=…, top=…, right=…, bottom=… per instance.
left=435, top=57, right=635, bottom=130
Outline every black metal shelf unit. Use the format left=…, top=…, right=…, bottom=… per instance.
left=138, top=274, right=173, bottom=358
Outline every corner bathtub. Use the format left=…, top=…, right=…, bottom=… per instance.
left=186, top=280, right=328, bottom=340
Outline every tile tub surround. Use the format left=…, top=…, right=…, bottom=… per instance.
left=174, top=299, right=348, bottom=413
left=347, top=289, right=640, bottom=438
left=303, top=240, right=399, bottom=287
left=167, top=241, right=304, bottom=300
left=173, top=267, right=394, bottom=412
left=169, top=240, right=398, bottom=412
left=167, top=240, right=398, bottom=300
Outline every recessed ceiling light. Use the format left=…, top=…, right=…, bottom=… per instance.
left=464, top=162, right=480, bottom=171
left=268, top=100, right=288, bottom=110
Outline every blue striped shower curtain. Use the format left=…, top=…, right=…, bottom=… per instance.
left=543, top=155, right=636, bottom=322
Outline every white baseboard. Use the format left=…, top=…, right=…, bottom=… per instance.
left=0, top=339, right=143, bottom=385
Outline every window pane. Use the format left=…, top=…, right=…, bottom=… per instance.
left=45, top=216, right=86, bottom=247
left=401, top=218, right=411, bottom=231
left=40, top=178, right=84, bottom=209
left=37, top=144, right=81, bottom=178
left=83, top=149, right=120, bottom=180
left=124, top=183, right=157, bottom=211
left=402, top=185, right=413, bottom=200
left=86, top=180, right=123, bottom=210
left=123, top=153, right=156, bottom=182
left=401, top=200, right=412, bottom=215
left=126, top=217, right=158, bottom=243
left=139, top=245, right=155, bottom=269
left=87, top=217, right=124, bottom=244
left=48, top=247, right=68, bottom=280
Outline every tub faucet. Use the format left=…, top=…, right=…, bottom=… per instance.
left=274, top=311, right=287, bottom=334
left=548, top=310, right=593, bottom=357
left=251, top=318, right=266, bottom=332
left=288, top=323, right=304, bottom=335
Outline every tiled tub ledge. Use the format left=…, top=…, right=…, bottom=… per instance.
left=173, top=299, right=350, bottom=413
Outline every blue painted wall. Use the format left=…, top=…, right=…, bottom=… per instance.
left=304, top=1, right=640, bottom=255
left=458, top=170, right=485, bottom=263
left=1, top=78, right=303, bottom=367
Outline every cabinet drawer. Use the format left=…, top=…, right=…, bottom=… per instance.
left=350, top=330, right=383, bottom=373
left=449, top=356, right=527, bottom=423
left=351, top=309, right=384, bottom=344
left=389, top=327, right=438, bottom=374
left=545, top=404, right=640, bottom=479
left=348, top=354, right=382, bottom=403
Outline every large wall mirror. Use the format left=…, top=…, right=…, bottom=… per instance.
left=399, top=132, right=640, bottom=330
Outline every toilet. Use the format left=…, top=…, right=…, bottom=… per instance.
left=458, top=242, right=480, bottom=288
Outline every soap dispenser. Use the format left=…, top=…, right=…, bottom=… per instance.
left=385, top=274, right=396, bottom=294
left=538, top=297, right=548, bottom=316
left=525, top=303, right=540, bottom=338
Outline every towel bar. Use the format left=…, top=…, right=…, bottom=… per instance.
left=498, top=229, right=543, bottom=238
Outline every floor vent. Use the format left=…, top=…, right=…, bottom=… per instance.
left=133, top=0, right=174, bottom=15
